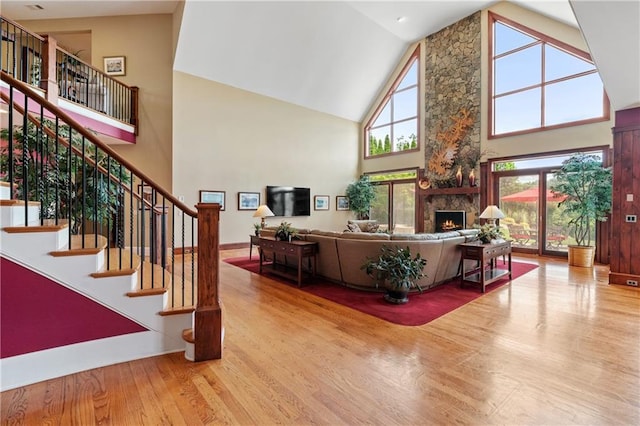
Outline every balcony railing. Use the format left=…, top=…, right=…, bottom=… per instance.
left=1, top=16, right=138, bottom=131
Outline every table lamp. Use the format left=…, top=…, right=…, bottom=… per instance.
left=253, top=204, right=275, bottom=228
left=479, top=205, right=505, bottom=227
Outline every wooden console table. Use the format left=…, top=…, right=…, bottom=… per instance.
left=258, top=237, right=318, bottom=286
left=249, top=234, right=260, bottom=260
left=459, top=241, right=512, bottom=292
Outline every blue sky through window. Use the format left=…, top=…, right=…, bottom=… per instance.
left=492, top=17, right=606, bottom=136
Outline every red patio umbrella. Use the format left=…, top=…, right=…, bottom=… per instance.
left=500, top=188, right=567, bottom=203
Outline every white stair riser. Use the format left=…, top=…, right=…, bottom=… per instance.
left=1, top=228, right=69, bottom=254
left=0, top=204, right=41, bottom=227
left=0, top=187, right=9, bottom=200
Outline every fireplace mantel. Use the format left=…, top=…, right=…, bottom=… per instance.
left=421, top=187, right=480, bottom=203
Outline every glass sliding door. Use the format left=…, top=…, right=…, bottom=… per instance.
left=391, top=182, right=415, bottom=234
left=368, top=169, right=418, bottom=234
left=497, top=174, right=539, bottom=252
left=370, top=184, right=390, bottom=232
left=543, top=172, right=570, bottom=254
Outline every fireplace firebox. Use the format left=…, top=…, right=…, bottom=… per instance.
left=435, top=210, right=466, bottom=232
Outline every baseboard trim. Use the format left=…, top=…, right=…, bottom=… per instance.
left=609, top=272, right=640, bottom=287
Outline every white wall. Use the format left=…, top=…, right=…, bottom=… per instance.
left=172, top=72, right=360, bottom=244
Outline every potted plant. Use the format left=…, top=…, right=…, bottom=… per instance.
left=476, top=223, right=504, bottom=244
left=550, top=153, right=612, bottom=267
left=1, top=120, right=130, bottom=235
left=346, top=174, right=375, bottom=220
left=253, top=223, right=262, bottom=236
left=274, top=221, right=298, bottom=241
left=362, top=245, right=427, bottom=304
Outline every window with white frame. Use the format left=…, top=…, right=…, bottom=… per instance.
left=365, top=47, right=419, bottom=158
left=489, top=13, right=609, bottom=137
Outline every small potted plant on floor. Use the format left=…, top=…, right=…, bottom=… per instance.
left=362, top=245, right=427, bottom=304
left=550, top=153, right=612, bottom=267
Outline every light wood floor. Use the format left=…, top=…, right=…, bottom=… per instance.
left=2, top=249, right=639, bottom=425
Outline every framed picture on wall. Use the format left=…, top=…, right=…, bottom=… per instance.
left=314, top=195, right=330, bottom=211
left=103, top=56, right=126, bottom=76
left=336, top=196, right=349, bottom=211
left=238, top=192, right=260, bottom=210
left=199, top=190, right=225, bottom=210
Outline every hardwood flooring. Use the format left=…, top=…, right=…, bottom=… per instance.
left=2, top=249, right=639, bottom=425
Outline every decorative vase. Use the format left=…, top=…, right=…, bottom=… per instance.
left=455, top=166, right=463, bottom=187
left=468, top=169, right=476, bottom=187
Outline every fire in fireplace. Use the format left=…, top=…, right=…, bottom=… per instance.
left=435, top=210, right=466, bottom=232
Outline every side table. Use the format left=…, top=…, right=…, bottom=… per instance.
left=459, top=241, right=512, bottom=292
left=258, top=237, right=317, bottom=286
left=249, top=234, right=261, bottom=260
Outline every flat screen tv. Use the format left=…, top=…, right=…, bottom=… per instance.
left=266, top=186, right=311, bottom=217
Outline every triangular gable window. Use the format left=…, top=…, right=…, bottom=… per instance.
left=365, top=46, right=419, bottom=158
left=490, top=13, right=609, bottom=137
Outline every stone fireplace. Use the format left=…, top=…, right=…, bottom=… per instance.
left=435, top=210, right=466, bottom=232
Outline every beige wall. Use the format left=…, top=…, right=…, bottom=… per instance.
left=20, top=14, right=174, bottom=190
left=172, top=72, right=360, bottom=244
left=480, top=2, right=613, bottom=160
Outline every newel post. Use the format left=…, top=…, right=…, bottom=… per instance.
left=40, top=35, right=58, bottom=103
left=194, top=203, right=223, bottom=361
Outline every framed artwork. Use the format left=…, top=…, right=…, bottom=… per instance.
left=199, top=190, right=225, bottom=210
left=238, top=192, right=260, bottom=210
left=336, top=196, right=349, bottom=211
left=103, top=56, right=126, bottom=76
left=314, top=195, right=330, bottom=211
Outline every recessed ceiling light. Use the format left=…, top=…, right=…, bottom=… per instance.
left=396, top=16, right=407, bottom=23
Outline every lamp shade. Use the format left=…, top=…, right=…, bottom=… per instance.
left=253, top=205, right=275, bottom=218
left=479, top=205, right=505, bottom=220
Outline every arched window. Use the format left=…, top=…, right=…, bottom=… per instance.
left=489, top=12, right=609, bottom=138
left=364, top=46, right=420, bottom=158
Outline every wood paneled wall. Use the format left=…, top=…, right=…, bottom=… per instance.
left=609, top=107, right=640, bottom=285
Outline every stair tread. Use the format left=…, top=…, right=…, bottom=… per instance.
left=0, top=199, right=41, bottom=206
left=182, top=328, right=195, bottom=343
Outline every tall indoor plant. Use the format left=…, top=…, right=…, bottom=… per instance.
left=362, top=245, right=427, bottom=304
left=346, top=174, right=375, bottom=220
left=1, top=120, right=130, bottom=235
left=550, top=153, right=612, bottom=267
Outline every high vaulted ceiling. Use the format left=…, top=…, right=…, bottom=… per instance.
left=3, top=1, right=639, bottom=122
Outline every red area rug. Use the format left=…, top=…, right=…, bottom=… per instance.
left=224, top=256, right=538, bottom=326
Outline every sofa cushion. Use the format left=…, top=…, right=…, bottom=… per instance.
left=436, top=231, right=462, bottom=239
left=346, top=223, right=361, bottom=232
left=347, top=220, right=379, bottom=233
left=340, top=232, right=390, bottom=240
left=310, top=229, right=343, bottom=237
left=391, top=233, right=439, bottom=240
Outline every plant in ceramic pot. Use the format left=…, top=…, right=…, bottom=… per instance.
left=550, top=153, right=612, bottom=267
left=476, top=223, right=504, bottom=244
left=253, top=223, right=262, bottom=236
left=274, top=221, right=298, bottom=241
left=346, top=174, right=375, bottom=220
left=362, top=245, right=427, bottom=304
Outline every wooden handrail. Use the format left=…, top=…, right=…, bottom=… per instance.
left=1, top=71, right=197, bottom=217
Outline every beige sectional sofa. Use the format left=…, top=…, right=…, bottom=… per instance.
left=259, top=225, right=478, bottom=291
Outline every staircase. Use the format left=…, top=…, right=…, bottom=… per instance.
left=0, top=187, right=193, bottom=391
left=1, top=72, right=222, bottom=391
